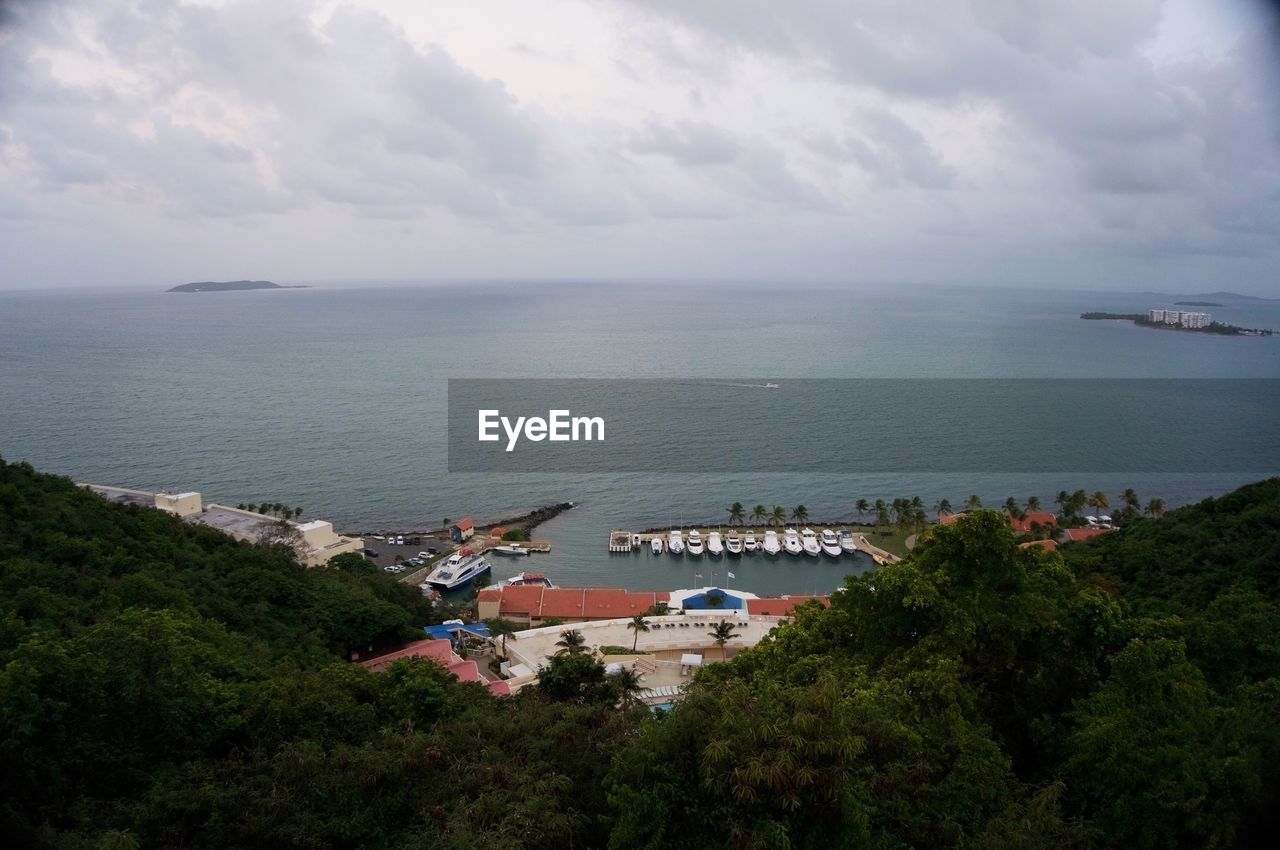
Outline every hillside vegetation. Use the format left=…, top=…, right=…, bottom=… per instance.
left=2, top=459, right=1277, bottom=848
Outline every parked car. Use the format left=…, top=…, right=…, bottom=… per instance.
left=394, top=535, right=405, bottom=545
left=363, top=548, right=379, bottom=557
left=406, top=536, right=422, bottom=546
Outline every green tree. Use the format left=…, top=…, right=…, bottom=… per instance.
left=484, top=617, right=519, bottom=657
left=626, top=615, right=651, bottom=651
left=555, top=629, right=588, bottom=656
left=770, top=506, right=787, bottom=528
left=791, top=504, right=809, bottom=524
left=855, top=498, right=870, bottom=522
left=707, top=620, right=738, bottom=660
left=1088, top=490, right=1110, bottom=517
left=966, top=494, right=983, bottom=511
left=934, top=498, right=953, bottom=518
left=1026, top=495, right=1041, bottom=512
left=1144, top=498, right=1166, bottom=518
left=727, top=502, right=745, bottom=526
left=751, top=504, right=767, bottom=526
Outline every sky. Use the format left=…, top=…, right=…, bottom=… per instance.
left=0, top=0, right=1278, bottom=292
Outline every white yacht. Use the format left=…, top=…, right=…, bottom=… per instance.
left=491, top=543, right=530, bottom=557
left=743, top=532, right=758, bottom=553
left=725, top=531, right=743, bottom=555
left=667, top=530, right=685, bottom=556
left=783, top=528, right=803, bottom=556
left=762, top=530, right=781, bottom=556
left=498, top=571, right=555, bottom=589
left=820, top=529, right=843, bottom=558
left=422, top=549, right=491, bottom=592
left=706, top=531, right=724, bottom=557
left=839, top=529, right=856, bottom=554
left=650, top=536, right=663, bottom=555
left=801, top=528, right=821, bottom=558
left=687, top=529, right=704, bottom=556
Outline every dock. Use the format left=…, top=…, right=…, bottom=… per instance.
left=607, top=528, right=901, bottom=563
left=608, top=530, right=637, bottom=552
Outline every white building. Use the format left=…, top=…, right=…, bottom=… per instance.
left=1148, top=309, right=1211, bottom=329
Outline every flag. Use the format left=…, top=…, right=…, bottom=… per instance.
left=727, top=571, right=736, bottom=579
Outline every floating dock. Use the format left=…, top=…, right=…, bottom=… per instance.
left=608, top=530, right=637, bottom=552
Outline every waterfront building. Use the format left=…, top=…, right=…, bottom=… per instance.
left=450, top=517, right=475, bottom=542
left=1148, top=309, right=1166, bottom=322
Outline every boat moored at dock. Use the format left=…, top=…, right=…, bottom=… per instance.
left=499, top=571, right=555, bottom=588
left=491, top=543, right=531, bottom=557
left=820, top=529, right=843, bottom=557
left=840, top=529, right=856, bottom=553
left=762, top=530, right=781, bottom=556
left=783, top=528, right=802, bottom=556
left=707, top=531, right=724, bottom=557
left=725, top=531, right=743, bottom=555
left=422, top=549, right=491, bottom=592
left=650, top=536, right=663, bottom=554
left=687, top=529, right=704, bottom=556
left=801, top=528, right=821, bottom=557
left=667, top=530, right=685, bottom=555
left=743, top=532, right=757, bottom=552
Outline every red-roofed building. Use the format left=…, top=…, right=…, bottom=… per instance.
left=1011, top=511, right=1058, bottom=534
left=477, top=586, right=672, bottom=627
left=1020, top=539, right=1059, bottom=553
left=745, top=596, right=831, bottom=617
left=1063, top=526, right=1112, bottom=542
left=450, top=517, right=475, bottom=542
left=360, top=638, right=510, bottom=696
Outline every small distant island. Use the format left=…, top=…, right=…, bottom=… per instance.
left=1081, top=310, right=1273, bottom=336
left=1174, top=301, right=1222, bottom=307
left=167, top=280, right=307, bottom=293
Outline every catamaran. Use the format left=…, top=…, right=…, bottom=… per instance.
left=668, top=530, right=685, bottom=555
left=706, top=531, right=724, bottom=557
left=687, top=529, right=704, bottom=556
left=422, top=549, right=491, bottom=591
left=743, top=532, right=758, bottom=553
left=801, top=528, right=821, bottom=557
left=783, top=528, right=803, bottom=556
left=820, top=529, right=843, bottom=558
left=762, top=530, right=781, bottom=556
left=839, top=529, right=856, bottom=554
left=725, top=531, right=743, bottom=555
left=650, top=536, right=663, bottom=554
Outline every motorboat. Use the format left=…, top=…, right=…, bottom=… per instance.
left=650, top=536, right=663, bottom=554
left=725, top=531, right=743, bottom=555
left=743, top=532, right=758, bottom=553
left=687, top=529, right=704, bottom=556
left=668, top=530, right=685, bottom=555
left=491, top=543, right=531, bottom=557
left=820, top=529, right=843, bottom=558
left=422, top=549, right=491, bottom=591
left=839, top=529, right=856, bottom=554
left=801, top=528, right=821, bottom=558
left=783, top=528, right=803, bottom=556
left=707, top=531, right=724, bottom=557
left=499, top=571, right=555, bottom=588
left=762, top=530, right=781, bottom=556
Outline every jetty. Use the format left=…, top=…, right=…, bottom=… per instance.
left=607, top=528, right=900, bottom=563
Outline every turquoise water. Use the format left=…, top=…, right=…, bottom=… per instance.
left=2, top=282, right=1277, bottom=594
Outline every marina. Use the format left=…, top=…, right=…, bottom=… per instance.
left=607, top=527, right=902, bottom=564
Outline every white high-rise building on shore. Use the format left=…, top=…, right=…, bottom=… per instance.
left=1148, top=308, right=1212, bottom=328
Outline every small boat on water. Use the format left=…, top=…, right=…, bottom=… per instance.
left=491, top=543, right=531, bottom=557
left=500, top=571, right=555, bottom=588
left=783, top=528, right=803, bottom=556
left=706, top=531, right=724, bottom=557
left=839, top=529, right=856, bottom=554
left=687, top=529, right=704, bottom=556
left=743, top=532, right=758, bottom=553
left=725, top=531, right=743, bottom=555
left=762, top=530, right=781, bottom=556
left=422, top=549, right=491, bottom=592
left=650, top=536, right=663, bottom=554
left=820, top=529, right=843, bottom=558
left=668, top=530, right=685, bottom=555
left=801, top=528, right=821, bottom=558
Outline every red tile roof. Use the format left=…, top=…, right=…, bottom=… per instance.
left=1020, top=539, right=1059, bottom=552
left=489, top=586, right=672, bottom=619
left=938, top=512, right=966, bottom=524
left=360, top=638, right=453, bottom=672
left=454, top=517, right=474, bottom=530
left=1011, top=511, right=1058, bottom=534
left=1065, top=527, right=1111, bottom=542
left=745, top=596, right=831, bottom=616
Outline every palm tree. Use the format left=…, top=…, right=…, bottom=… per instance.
left=1088, top=491, right=1110, bottom=517
left=770, top=506, right=787, bottom=528
left=965, top=494, right=982, bottom=511
left=1069, top=490, right=1088, bottom=517
left=875, top=507, right=891, bottom=536
left=1122, top=488, right=1140, bottom=510
left=293, top=506, right=303, bottom=519
left=936, top=498, right=953, bottom=518
left=727, top=502, right=745, bottom=527
left=855, top=499, right=870, bottom=522
left=555, top=630, right=587, bottom=656
left=708, top=620, right=738, bottom=661
left=484, top=617, right=519, bottom=657
left=1145, top=498, right=1166, bottom=519
left=627, top=615, right=651, bottom=651
left=1026, top=496, right=1041, bottom=512
left=609, top=667, right=643, bottom=705
left=791, top=505, right=809, bottom=524
left=751, top=504, right=767, bottom=527
left=1054, top=491, right=1070, bottom=514
left=890, top=498, right=906, bottom=524
left=910, top=496, right=924, bottom=516
left=1004, top=497, right=1019, bottom=516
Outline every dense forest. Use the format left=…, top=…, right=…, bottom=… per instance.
left=2, top=457, right=1278, bottom=848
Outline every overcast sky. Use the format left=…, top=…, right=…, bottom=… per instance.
left=1, top=0, right=1278, bottom=292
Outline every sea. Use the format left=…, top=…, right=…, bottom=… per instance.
left=2, top=281, right=1278, bottom=596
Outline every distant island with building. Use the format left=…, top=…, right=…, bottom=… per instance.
left=1081, top=309, right=1273, bottom=336
left=167, top=280, right=307, bottom=293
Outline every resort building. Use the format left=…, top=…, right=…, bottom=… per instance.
left=360, top=637, right=510, bottom=696
left=450, top=517, right=475, bottom=543
left=81, top=483, right=363, bottom=566
left=1148, top=308, right=1212, bottom=328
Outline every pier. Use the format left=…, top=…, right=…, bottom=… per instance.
left=606, top=528, right=901, bottom=563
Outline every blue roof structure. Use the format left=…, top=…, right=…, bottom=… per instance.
left=423, top=622, right=492, bottom=641
left=678, top=588, right=746, bottom=610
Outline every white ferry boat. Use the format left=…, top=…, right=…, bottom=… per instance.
left=422, top=549, right=491, bottom=592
